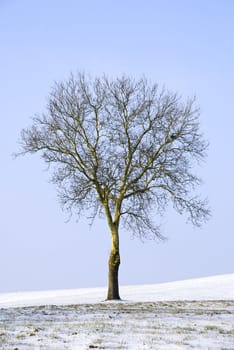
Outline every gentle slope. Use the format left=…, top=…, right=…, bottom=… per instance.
left=0, top=273, right=233, bottom=308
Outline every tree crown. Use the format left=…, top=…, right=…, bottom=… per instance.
left=17, top=73, right=210, bottom=239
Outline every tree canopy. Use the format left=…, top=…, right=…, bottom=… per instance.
left=19, top=73, right=209, bottom=238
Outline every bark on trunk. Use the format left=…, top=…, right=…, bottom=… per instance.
left=107, top=250, right=120, bottom=300
left=107, top=226, right=121, bottom=300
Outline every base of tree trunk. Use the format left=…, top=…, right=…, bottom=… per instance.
left=106, top=295, right=121, bottom=301
left=107, top=251, right=121, bottom=300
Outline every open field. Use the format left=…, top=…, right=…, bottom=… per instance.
left=1, top=300, right=234, bottom=349
left=1, top=274, right=234, bottom=349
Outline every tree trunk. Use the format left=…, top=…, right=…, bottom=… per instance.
left=107, top=226, right=121, bottom=300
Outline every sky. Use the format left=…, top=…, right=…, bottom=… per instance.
left=1, top=0, right=234, bottom=293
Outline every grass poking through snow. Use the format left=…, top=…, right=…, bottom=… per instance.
left=0, top=300, right=234, bottom=349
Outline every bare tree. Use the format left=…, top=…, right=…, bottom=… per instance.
left=16, top=73, right=210, bottom=300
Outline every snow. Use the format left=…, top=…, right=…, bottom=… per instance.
left=0, top=274, right=234, bottom=349
left=0, top=273, right=233, bottom=308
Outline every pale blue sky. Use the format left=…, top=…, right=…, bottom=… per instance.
left=1, top=0, right=234, bottom=293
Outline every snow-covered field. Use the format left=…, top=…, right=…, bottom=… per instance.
left=0, top=274, right=234, bottom=349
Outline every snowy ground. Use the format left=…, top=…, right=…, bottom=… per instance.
left=0, top=274, right=234, bottom=349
